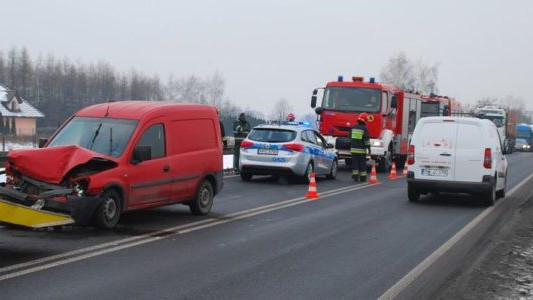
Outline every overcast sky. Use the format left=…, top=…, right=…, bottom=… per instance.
left=1, top=0, right=532, bottom=115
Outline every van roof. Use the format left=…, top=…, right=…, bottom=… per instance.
left=76, top=101, right=216, bottom=120
left=420, top=116, right=490, bottom=124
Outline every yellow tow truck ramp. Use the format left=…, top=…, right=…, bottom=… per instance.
left=0, top=199, right=74, bottom=228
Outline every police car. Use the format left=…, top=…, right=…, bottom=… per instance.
left=239, top=122, right=338, bottom=182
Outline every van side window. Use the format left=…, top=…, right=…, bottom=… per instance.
left=136, top=124, right=166, bottom=159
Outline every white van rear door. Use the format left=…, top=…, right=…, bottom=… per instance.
left=416, top=119, right=456, bottom=181
left=454, top=120, right=487, bottom=183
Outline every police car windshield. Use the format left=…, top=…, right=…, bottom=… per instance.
left=322, top=87, right=381, bottom=113
left=248, top=128, right=296, bottom=143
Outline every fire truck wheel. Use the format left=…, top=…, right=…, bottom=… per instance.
left=378, top=152, right=392, bottom=173
left=345, top=158, right=352, bottom=167
left=190, top=180, right=214, bottom=216
left=94, top=189, right=122, bottom=229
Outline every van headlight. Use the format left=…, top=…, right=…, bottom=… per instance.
left=372, top=140, right=384, bottom=147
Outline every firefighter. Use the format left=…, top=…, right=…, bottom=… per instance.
left=286, top=113, right=295, bottom=122
left=233, top=112, right=251, bottom=172
left=350, top=113, right=371, bottom=182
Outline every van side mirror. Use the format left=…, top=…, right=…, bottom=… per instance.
left=132, top=146, right=151, bottom=164
left=391, top=96, right=397, bottom=109
left=38, top=138, right=48, bottom=148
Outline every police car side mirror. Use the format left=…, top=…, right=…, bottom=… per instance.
left=327, top=143, right=334, bottom=149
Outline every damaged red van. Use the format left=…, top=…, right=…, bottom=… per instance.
left=1, top=101, right=223, bottom=229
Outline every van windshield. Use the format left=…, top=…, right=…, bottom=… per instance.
left=48, top=117, right=138, bottom=157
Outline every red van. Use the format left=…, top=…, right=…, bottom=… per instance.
left=1, top=101, right=223, bottom=229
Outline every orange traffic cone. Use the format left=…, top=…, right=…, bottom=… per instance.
left=402, top=164, right=408, bottom=177
left=389, top=161, right=398, bottom=180
left=306, top=172, right=320, bottom=199
left=369, top=161, right=379, bottom=185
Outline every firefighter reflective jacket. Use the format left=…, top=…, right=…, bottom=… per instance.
left=350, top=124, right=371, bottom=155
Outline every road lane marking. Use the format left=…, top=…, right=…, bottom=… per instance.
left=378, top=172, right=533, bottom=300
left=0, top=182, right=379, bottom=281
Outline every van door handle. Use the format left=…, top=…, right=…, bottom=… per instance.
left=440, top=153, right=452, bottom=157
left=163, top=165, right=170, bottom=172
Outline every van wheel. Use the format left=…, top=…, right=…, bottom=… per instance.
left=496, top=172, right=507, bottom=199
left=326, top=160, right=338, bottom=179
left=94, top=189, right=122, bottom=229
left=240, top=172, right=253, bottom=182
left=485, top=180, right=496, bottom=206
left=190, top=180, right=214, bottom=216
left=408, top=185, right=420, bottom=202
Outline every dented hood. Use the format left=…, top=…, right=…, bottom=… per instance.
left=8, top=145, right=118, bottom=184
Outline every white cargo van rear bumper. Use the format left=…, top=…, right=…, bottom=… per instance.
left=407, top=172, right=494, bottom=195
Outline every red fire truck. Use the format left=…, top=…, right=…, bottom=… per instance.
left=421, top=94, right=462, bottom=117
left=311, top=76, right=425, bottom=172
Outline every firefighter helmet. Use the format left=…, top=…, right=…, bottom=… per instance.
left=286, top=113, right=295, bottom=121
left=358, top=113, right=368, bottom=122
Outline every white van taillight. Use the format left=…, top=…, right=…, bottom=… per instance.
left=483, top=148, right=492, bottom=169
left=407, top=145, right=415, bottom=165
left=240, top=140, right=254, bottom=148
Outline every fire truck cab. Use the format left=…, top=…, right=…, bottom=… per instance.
left=311, top=76, right=423, bottom=172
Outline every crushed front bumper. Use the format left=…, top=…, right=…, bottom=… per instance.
left=0, top=185, right=102, bottom=227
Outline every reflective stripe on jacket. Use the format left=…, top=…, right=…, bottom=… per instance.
left=350, top=124, right=370, bottom=155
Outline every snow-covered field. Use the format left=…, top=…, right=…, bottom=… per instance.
left=223, top=155, right=234, bottom=170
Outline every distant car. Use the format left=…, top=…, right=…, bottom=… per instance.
left=407, top=117, right=508, bottom=206
left=515, top=138, right=531, bottom=152
left=239, top=122, right=338, bottom=182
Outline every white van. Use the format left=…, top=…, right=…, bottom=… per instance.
left=406, top=117, right=508, bottom=205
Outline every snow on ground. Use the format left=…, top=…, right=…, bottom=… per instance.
left=2, top=142, right=34, bottom=151
left=223, top=155, right=234, bottom=170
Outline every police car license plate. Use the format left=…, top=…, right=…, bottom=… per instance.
left=421, top=168, right=448, bottom=177
left=258, top=149, right=278, bottom=155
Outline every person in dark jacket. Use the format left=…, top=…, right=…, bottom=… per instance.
left=350, top=113, right=371, bottom=182
left=233, top=113, right=251, bottom=171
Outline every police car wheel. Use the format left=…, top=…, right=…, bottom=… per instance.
left=240, top=172, right=253, bottom=182
left=304, top=163, right=314, bottom=183
left=326, top=160, right=338, bottom=179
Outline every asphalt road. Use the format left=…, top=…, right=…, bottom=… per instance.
left=0, top=152, right=532, bottom=299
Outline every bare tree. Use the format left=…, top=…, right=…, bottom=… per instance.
left=269, top=98, right=294, bottom=122
left=380, top=52, right=415, bottom=91
left=380, top=52, right=439, bottom=94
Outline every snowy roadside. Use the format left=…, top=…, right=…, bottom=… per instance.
left=439, top=193, right=533, bottom=299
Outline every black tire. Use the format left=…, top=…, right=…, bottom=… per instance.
left=345, top=158, right=352, bottom=167
left=496, top=172, right=507, bottom=199
left=326, top=160, right=338, bottom=180
left=190, top=180, right=214, bottom=216
left=94, top=189, right=122, bottom=229
left=240, top=172, right=253, bottom=182
left=484, top=179, right=496, bottom=206
left=408, top=185, right=420, bottom=202
left=378, top=151, right=392, bottom=173
left=303, top=162, right=314, bottom=184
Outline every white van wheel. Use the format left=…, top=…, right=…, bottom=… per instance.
left=485, top=180, right=496, bottom=206
left=408, top=185, right=420, bottom=202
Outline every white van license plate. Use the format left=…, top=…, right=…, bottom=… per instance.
left=421, top=168, right=448, bottom=177
left=258, top=149, right=278, bottom=155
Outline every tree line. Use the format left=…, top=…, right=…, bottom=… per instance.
left=0, top=47, right=263, bottom=131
